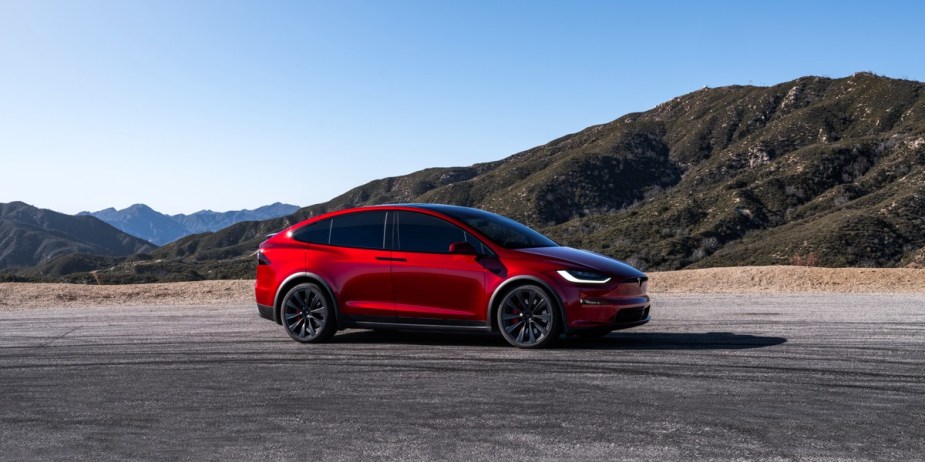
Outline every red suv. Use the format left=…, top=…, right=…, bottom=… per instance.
left=255, top=204, right=650, bottom=348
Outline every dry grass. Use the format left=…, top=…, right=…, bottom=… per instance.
left=3, top=266, right=925, bottom=310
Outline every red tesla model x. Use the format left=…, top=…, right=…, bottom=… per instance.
left=255, top=204, right=650, bottom=348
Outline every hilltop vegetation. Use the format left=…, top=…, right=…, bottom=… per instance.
left=8, top=73, right=925, bottom=283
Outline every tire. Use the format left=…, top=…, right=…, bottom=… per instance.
left=496, top=284, right=561, bottom=348
left=280, top=283, right=337, bottom=343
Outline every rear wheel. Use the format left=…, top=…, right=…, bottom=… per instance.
left=497, top=285, right=560, bottom=348
left=281, top=283, right=337, bottom=343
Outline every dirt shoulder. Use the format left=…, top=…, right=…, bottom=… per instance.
left=2, top=266, right=925, bottom=310
left=649, top=266, right=925, bottom=294
left=0, top=280, right=254, bottom=310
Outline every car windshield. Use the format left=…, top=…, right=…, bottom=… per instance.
left=436, top=207, right=558, bottom=249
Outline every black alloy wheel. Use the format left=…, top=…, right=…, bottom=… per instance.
left=281, top=283, right=336, bottom=343
left=497, top=285, right=560, bottom=348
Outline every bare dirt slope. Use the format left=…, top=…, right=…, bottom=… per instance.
left=3, top=266, right=925, bottom=310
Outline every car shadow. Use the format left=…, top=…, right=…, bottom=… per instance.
left=560, top=331, right=787, bottom=350
left=329, top=330, right=786, bottom=350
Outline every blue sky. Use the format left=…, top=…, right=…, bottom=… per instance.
left=1, top=0, right=923, bottom=215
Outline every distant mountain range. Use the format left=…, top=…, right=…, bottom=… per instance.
left=78, top=202, right=299, bottom=245
left=0, top=202, right=154, bottom=272
left=5, top=72, right=925, bottom=283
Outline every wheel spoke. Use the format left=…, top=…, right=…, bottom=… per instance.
left=515, top=320, right=527, bottom=342
left=532, top=320, right=548, bottom=336
left=519, top=291, right=531, bottom=311
left=501, top=313, right=521, bottom=321
left=307, top=312, right=322, bottom=324
left=504, top=319, right=523, bottom=334
left=306, top=318, right=316, bottom=336
left=284, top=313, right=301, bottom=321
left=527, top=322, right=536, bottom=343
left=289, top=317, right=303, bottom=331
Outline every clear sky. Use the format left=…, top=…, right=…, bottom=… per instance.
left=1, top=0, right=923, bottom=215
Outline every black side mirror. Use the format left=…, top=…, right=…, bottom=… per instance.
left=448, top=242, right=478, bottom=255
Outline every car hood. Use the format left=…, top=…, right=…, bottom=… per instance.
left=515, top=246, right=646, bottom=279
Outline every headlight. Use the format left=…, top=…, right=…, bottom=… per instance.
left=556, top=269, right=611, bottom=284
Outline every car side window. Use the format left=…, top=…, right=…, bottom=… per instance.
left=396, top=212, right=485, bottom=254
left=329, top=211, right=388, bottom=249
left=292, top=218, right=332, bottom=244
left=463, top=230, right=491, bottom=255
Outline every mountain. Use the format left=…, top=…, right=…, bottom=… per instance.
left=171, top=202, right=300, bottom=234
left=0, top=202, right=155, bottom=271
left=79, top=202, right=299, bottom=245
left=78, top=204, right=191, bottom=246
left=11, top=72, right=925, bottom=283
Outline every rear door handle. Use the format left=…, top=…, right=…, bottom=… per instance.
left=375, top=257, right=407, bottom=262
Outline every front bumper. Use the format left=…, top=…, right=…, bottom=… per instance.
left=569, top=302, right=651, bottom=329
left=610, top=304, right=651, bottom=330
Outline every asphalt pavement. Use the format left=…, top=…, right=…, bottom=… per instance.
left=1, top=294, right=923, bottom=461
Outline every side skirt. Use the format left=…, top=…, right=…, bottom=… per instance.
left=339, top=314, right=491, bottom=333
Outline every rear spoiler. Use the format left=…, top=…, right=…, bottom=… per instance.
left=258, top=233, right=278, bottom=248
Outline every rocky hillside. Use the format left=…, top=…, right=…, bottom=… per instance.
left=10, top=72, right=925, bottom=283
left=0, top=202, right=155, bottom=271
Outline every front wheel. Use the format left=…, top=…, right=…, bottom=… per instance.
left=497, top=285, right=561, bottom=348
left=281, top=283, right=337, bottom=343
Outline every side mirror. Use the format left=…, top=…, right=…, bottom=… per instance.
left=448, top=242, right=478, bottom=255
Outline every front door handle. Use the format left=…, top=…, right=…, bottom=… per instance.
left=375, top=256, right=407, bottom=262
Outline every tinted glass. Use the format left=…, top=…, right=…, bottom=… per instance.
left=435, top=207, right=557, bottom=249
left=397, top=212, right=481, bottom=254
left=329, top=211, right=387, bottom=249
left=292, top=218, right=332, bottom=244
left=463, top=230, right=491, bottom=255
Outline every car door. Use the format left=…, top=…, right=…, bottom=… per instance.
left=390, top=211, right=490, bottom=324
left=306, top=210, right=394, bottom=320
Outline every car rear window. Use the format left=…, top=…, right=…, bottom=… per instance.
left=292, top=218, right=332, bottom=244
left=329, top=211, right=388, bottom=249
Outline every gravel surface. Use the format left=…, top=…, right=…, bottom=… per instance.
left=1, top=293, right=922, bottom=460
